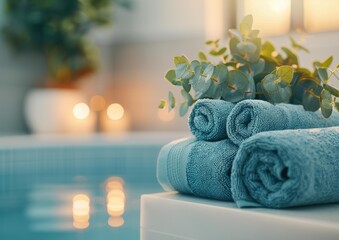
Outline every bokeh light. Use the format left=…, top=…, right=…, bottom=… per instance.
left=107, top=103, right=125, bottom=120
left=73, top=103, right=90, bottom=120
left=72, top=194, right=90, bottom=229
left=105, top=177, right=125, bottom=227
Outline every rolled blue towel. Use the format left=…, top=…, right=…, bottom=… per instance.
left=227, top=99, right=339, bottom=145
left=231, top=127, right=339, bottom=208
left=157, top=137, right=238, bottom=201
left=189, top=99, right=235, bottom=141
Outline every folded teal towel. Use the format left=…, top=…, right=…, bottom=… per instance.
left=227, top=100, right=339, bottom=145
left=189, top=99, right=235, bottom=141
left=231, top=127, right=339, bottom=208
left=157, top=137, right=238, bottom=200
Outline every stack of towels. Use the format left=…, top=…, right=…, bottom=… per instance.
left=157, top=99, right=339, bottom=208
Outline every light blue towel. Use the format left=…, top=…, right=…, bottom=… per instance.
left=189, top=99, right=235, bottom=141
left=227, top=100, right=339, bottom=145
left=157, top=137, right=238, bottom=201
left=231, top=127, right=339, bottom=208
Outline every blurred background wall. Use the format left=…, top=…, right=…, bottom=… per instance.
left=0, top=0, right=339, bottom=135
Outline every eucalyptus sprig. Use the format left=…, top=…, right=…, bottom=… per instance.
left=159, top=15, right=339, bottom=118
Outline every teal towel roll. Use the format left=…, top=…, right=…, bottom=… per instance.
left=189, top=99, right=235, bottom=141
left=231, top=127, right=339, bottom=208
left=227, top=100, right=339, bottom=145
left=157, top=138, right=238, bottom=200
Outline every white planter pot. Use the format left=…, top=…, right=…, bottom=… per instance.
left=24, top=88, right=96, bottom=134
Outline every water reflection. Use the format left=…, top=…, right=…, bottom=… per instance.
left=72, top=194, right=90, bottom=229
left=105, top=177, right=126, bottom=227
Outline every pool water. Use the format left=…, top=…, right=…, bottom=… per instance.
left=0, top=134, right=182, bottom=240
left=0, top=175, right=161, bottom=239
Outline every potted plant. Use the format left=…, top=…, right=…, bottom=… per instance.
left=159, top=15, right=339, bottom=119
left=1, top=0, right=130, bottom=133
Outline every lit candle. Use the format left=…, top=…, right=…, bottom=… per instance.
left=68, top=102, right=96, bottom=134
left=101, top=103, right=130, bottom=133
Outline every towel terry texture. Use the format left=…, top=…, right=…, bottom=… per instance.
left=227, top=100, right=339, bottom=145
left=231, top=127, right=339, bottom=208
left=157, top=137, right=238, bottom=201
left=189, top=99, right=235, bottom=141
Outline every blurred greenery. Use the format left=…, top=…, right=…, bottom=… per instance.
left=2, top=0, right=131, bottom=85
left=160, top=15, right=339, bottom=118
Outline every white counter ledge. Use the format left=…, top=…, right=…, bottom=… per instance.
left=141, top=192, right=339, bottom=240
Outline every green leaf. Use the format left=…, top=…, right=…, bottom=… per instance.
left=302, top=87, right=321, bottom=111
left=212, top=64, right=229, bottom=84
left=321, top=56, right=333, bottom=68
left=165, top=69, right=181, bottom=86
left=198, top=51, right=207, bottom=61
left=237, top=42, right=257, bottom=54
left=320, top=89, right=332, bottom=109
left=222, top=70, right=250, bottom=102
left=192, top=64, right=214, bottom=98
left=181, top=89, right=194, bottom=106
left=249, top=29, right=260, bottom=38
left=320, top=89, right=333, bottom=118
left=205, top=40, right=214, bottom=45
left=250, top=59, right=265, bottom=76
left=202, top=63, right=214, bottom=79
left=174, top=55, right=193, bottom=79
left=261, top=55, right=278, bottom=73
left=248, top=38, right=261, bottom=63
left=229, top=29, right=242, bottom=41
left=240, top=15, right=253, bottom=36
left=158, top=99, right=166, bottom=109
left=175, top=62, right=192, bottom=80
left=168, top=91, right=176, bottom=111
left=209, top=47, right=227, bottom=56
left=281, top=47, right=298, bottom=65
left=182, top=79, right=191, bottom=92
left=291, top=78, right=319, bottom=104
left=321, top=106, right=332, bottom=118
left=203, top=64, right=229, bottom=99
left=323, top=83, right=339, bottom=97
left=277, top=65, right=294, bottom=86
left=335, top=102, right=339, bottom=112
left=261, top=41, right=276, bottom=57
left=262, top=73, right=292, bottom=103
left=289, top=35, right=309, bottom=53
left=318, top=68, right=328, bottom=82
left=174, top=55, right=189, bottom=65
left=229, top=37, right=246, bottom=64
left=179, top=102, right=189, bottom=117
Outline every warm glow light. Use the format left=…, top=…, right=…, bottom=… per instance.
left=73, top=221, right=89, bottom=229
left=72, top=194, right=90, bottom=229
left=105, top=176, right=126, bottom=227
left=107, top=103, right=124, bottom=120
left=73, top=103, right=90, bottom=120
left=108, top=217, right=124, bottom=228
left=158, top=109, right=175, bottom=122
left=105, top=177, right=124, bottom=191
left=90, top=95, right=106, bottom=112
left=304, top=0, right=339, bottom=32
left=239, top=0, right=291, bottom=36
left=107, top=190, right=126, bottom=201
